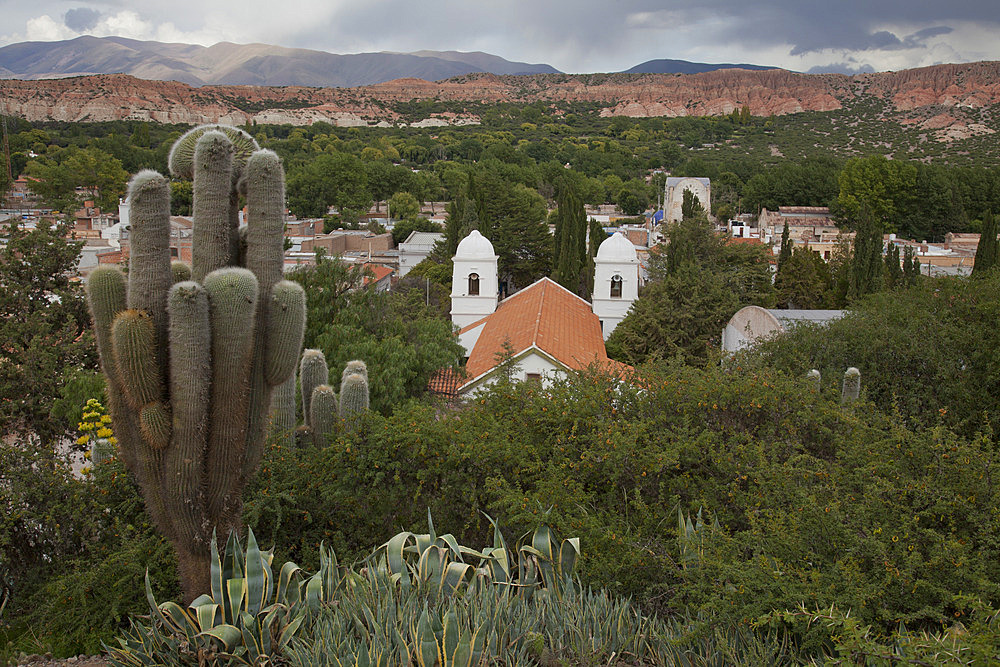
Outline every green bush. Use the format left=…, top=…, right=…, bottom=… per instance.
left=246, top=362, right=1000, bottom=642
left=0, top=447, right=177, bottom=657
left=745, top=273, right=1000, bottom=435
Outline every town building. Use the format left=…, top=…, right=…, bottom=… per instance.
left=446, top=230, right=636, bottom=395
left=722, top=306, right=845, bottom=352
left=664, top=177, right=711, bottom=223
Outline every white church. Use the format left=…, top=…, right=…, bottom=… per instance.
left=442, top=230, right=637, bottom=395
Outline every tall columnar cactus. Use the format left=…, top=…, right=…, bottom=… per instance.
left=841, top=367, right=861, bottom=404
left=268, top=365, right=298, bottom=449
left=85, top=126, right=306, bottom=601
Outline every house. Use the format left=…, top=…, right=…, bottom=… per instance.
left=722, top=305, right=845, bottom=352
left=398, top=231, right=444, bottom=277
left=446, top=230, right=635, bottom=396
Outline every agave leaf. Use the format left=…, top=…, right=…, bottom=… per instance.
left=443, top=608, right=459, bottom=661
left=159, top=601, right=197, bottom=638
left=452, top=640, right=472, bottom=667
left=239, top=615, right=262, bottom=665
left=244, top=528, right=267, bottom=616
left=305, top=573, right=323, bottom=612
left=436, top=533, right=464, bottom=561
left=559, top=537, right=581, bottom=578
left=275, top=561, right=302, bottom=605
left=226, top=578, right=247, bottom=624
left=210, top=529, right=223, bottom=602
left=193, top=601, right=220, bottom=630
left=442, top=562, right=474, bottom=596
left=384, top=531, right=415, bottom=590
left=277, top=609, right=306, bottom=650
left=470, top=627, right=486, bottom=666
left=197, top=624, right=243, bottom=651
left=144, top=572, right=174, bottom=630
left=417, top=608, right=437, bottom=667
left=531, top=525, right=556, bottom=562
left=427, top=508, right=436, bottom=543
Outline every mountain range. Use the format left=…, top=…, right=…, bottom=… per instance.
left=0, top=36, right=780, bottom=87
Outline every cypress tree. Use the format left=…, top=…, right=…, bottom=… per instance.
left=973, top=211, right=997, bottom=276
left=849, top=209, right=884, bottom=299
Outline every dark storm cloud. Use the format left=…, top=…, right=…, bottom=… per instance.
left=64, top=7, right=102, bottom=32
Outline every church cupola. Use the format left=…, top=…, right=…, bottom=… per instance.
left=451, top=230, right=499, bottom=328
left=592, top=232, right=639, bottom=339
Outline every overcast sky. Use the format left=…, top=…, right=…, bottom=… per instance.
left=1, top=1, right=998, bottom=74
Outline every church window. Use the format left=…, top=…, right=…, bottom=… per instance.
left=610, top=275, right=623, bottom=298
left=468, top=273, right=480, bottom=296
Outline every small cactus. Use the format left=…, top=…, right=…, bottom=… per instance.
left=841, top=367, right=861, bottom=404
left=300, top=349, right=329, bottom=429
left=807, top=369, right=821, bottom=391
left=310, top=384, right=338, bottom=446
left=339, top=370, right=370, bottom=418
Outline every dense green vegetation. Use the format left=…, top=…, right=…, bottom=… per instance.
left=4, top=107, right=1000, bottom=663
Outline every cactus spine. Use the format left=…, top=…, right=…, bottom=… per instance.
left=841, top=367, right=861, bottom=404
left=85, top=126, right=305, bottom=602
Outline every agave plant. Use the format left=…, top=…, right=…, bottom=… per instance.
left=107, top=528, right=308, bottom=666
left=373, top=510, right=580, bottom=601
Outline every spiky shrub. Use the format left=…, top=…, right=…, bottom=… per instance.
left=841, top=366, right=861, bottom=404
left=85, top=127, right=306, bottom=601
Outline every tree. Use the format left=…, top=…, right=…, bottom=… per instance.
left=26, top=146, right=129, bottom=212
left=286, top=152, right=372, bottom=218
left=681, top=188, right=704, bottom=220
left=390, top=217, right=441, bottom=245
left=835, top=155, right=917, bottom=233
left=776, top=247, right=832, bottom=309
left=388, top=191, right=421, bottom=222
left=291, top=256, right=464, bottom=413
left=0, top=220, right=97, bottom=447
left=552, top=181, right=587, bottom=294
left=617, top=179, right=649, bottom=216
left=607, top=213, right=774, bottom=365
left=848, top=209, right=884, bottom=300
left=972, top=212, right=997, bottom=276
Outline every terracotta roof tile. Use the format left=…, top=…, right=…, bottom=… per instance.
left=465, top=278, right=611, bottom=380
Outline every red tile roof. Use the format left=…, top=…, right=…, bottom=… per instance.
left=362, top=263, right=393, bottom=285
left=464, top=278, right=613, bottom=381
left=427, top=367, right=463, bottom=397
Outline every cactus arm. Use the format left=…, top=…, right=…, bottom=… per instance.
left=164, top=280, right=212, bottom=550
left=126, top=170, right=173, bottom=385
left=241, top=149, right=287, bottom=481
left=192, top=131, right=235, bottom=282
left=264, top=280, right=306, bottom=387
left=202, top=268, right=259, bottom=521
left=268, top=366, right=297, bottom=449
left=171, top=261, right=192, bottom=284
left=111, top=310, right=163, bottom=412
left=86, top=266, right=139, bottom=472
left=169, top=124, right=259, bottom=181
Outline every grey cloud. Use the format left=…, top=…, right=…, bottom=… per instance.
left=64, top=7, right=102, bottom=32
left=807, top=62, right=876, bottom=75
